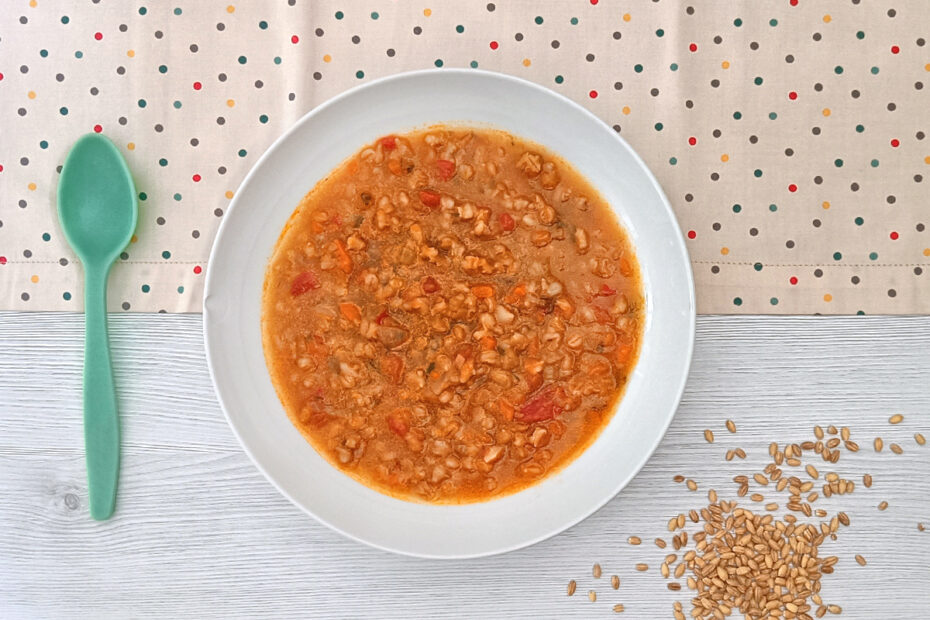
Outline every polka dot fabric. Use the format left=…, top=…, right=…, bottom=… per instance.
left=0, top=1, right=928, bottom=314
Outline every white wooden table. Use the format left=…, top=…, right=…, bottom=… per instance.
left=1, top=313, right=927, bottom=619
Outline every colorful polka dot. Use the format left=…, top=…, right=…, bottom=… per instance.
left=1, top=2, right=927, bottom=316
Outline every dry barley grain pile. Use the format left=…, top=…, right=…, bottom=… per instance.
left=565, top=416, right=926, bottom=618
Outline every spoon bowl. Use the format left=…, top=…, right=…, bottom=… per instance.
left=57, top=133, right=137, bottom=520
left=58, top=135, right=137, bottom=265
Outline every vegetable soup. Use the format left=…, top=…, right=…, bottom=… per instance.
left=262, top=126, right=643, bottom=502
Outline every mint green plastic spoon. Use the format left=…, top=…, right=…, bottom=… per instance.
left=57, top=134, right=137, bottom=520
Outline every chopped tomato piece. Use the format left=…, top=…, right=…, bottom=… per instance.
left=299, top=407, right=330, bottom=428
left=598, top=284, right=617, bottom=297
left=333, top=239, right=353, bottom=274
left=593, top=305, right=613, bottom=324
left=380, top=136, right=397, bottom=150
left=338, top=302, right=361, bottom=322
left=422, top=276, right=441, bottom=294
left=518, top=385, right=565, bottom=422
left=499, top=212, right=515, bottom=232
left=386, top=410, right=409, bottom=436
left=471, top=284, right=494, bottom=298
left=455, top=343, right=475, bottom=361
left=290, top=270, right=321, bottom=297
left=437, top=159, right=456, bottom=180
left=374, top=308, right=390, bottom=325
left=381, top=354, right=405, bottom=384
left=418, top=189, right=442, bottom=208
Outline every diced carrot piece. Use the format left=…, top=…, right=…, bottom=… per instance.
left=480, top=336, right=497, bottom=351
left=290, top=270, right=321, bottom=297
left=437, top=159, right=456, bottom=180
left=471, top=284, right=494, bottom=298
left=614, top=342, right=635, bottom=366
left=333, top=239, right=353, bottom=274
left=527, top=337, right=540, bottom=357
left=380, top=136, right=397, bottom=150
left=526, top=372, right=544, bottom=394
left=620, top=257, right=634, bottom=277
left=554, top=297, right=575, bottom=319
left=387, top=159, right=403, bottom=176
left=498, top=399, right=515, bottom=422
left=499, top=212, right=515, bottom=231
left=524, top=358, right=544, bottom=377
left=381, top=354, right=405, bottom=384
left=338, top=302, right=361, bottom=322
left=418, top=189, right=441, bottom=208
left=505, top=283, right=526, bottom=304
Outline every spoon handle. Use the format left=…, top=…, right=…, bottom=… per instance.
left=83, top=264, right=120, bottom=520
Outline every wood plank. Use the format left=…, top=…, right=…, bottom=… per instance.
left=0, top=313, right=927, bottom=618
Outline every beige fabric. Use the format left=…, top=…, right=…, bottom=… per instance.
left=1, top=0, right=928, bottom=313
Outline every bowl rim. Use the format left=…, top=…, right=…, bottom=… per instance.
left=203, top=68, right=695, bottom=558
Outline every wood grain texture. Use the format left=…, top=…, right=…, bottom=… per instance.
left=1, top=312, right=928, bottom=619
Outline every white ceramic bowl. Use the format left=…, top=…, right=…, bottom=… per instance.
left=204, top=69, right=695, bottom=558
